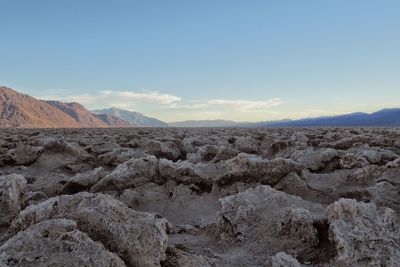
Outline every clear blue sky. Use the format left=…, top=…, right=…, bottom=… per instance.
left=1, top=0, right=399, bottom=122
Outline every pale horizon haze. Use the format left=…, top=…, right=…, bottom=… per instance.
left=1, top=1, right=399, bottom=122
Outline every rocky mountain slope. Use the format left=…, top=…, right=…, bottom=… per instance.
left=0, top=87, right=131, bottom=128
left=1, top=127, right=400, bottom=266
left=0, top=87, right=81, bottom=128
left=93, top=107, right=167, bottom=127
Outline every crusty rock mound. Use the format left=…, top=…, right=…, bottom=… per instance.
left=270, top=252, right=301, bottom=267
left=217, top=154, right=303, bottom=186
left=2, top=144, right=43, bottom=166
left=162, top=246, right=212, bottom=267
left=218, top=185, right=324, bottom=259
left=8, top=192, right=168, bottom=267
left=61, top=167, right=107, bottom=194
left=91, top=156, right=159, bottom=192
left=0, top=219, right=125, bottom=267
left=328, top=198, right=400, bottom=266
left=0, top=174, right=27, bottom=227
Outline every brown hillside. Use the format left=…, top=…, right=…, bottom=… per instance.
left=46, top=101, right=131, bottom=127
left=0, top=87, right=81, bottom=128
left=0, top=86, right=132, bottom=128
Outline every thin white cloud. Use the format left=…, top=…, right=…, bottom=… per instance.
left=167, top=102, right=208, bottom=109
left=35, top=88, right=285, bottom=121
left=64, top=90, right=182, bottom=106
left=114, top=91, right=181, bottom=104
left=207, top=98, right=284, bottom=110
left=166, top=98, right=284, bottom=110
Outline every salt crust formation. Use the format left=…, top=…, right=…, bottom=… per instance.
left=0, top=127, right=399, bottom=266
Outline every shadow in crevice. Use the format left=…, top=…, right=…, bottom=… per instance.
left=299, top=219, right=337, bottom=265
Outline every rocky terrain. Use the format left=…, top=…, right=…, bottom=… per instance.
left=0, top=127, right=399, bottom=266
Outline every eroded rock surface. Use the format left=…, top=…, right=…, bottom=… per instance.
left=218, top=185, right=324, bottom=260
left=91, top=156, right=159, bottom=192
left=0, top=174, right=27, bottom=227
left=328, top=198, right=400, bottom=266
left=8, top=193, right=168, bottom=267
left=162, top=246, right=212, bottom=267
left=270, top=252, right=301, bottom=267
left=0, top=219, right=125, bottom=267
left=0, top=127, right=399, bottom=266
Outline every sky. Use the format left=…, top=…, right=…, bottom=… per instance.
left=1, top=0, right=400, bottom=122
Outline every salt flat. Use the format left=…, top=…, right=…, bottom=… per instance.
left=1, top=127, right=400, bottom=266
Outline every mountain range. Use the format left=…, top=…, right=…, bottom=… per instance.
left=46, top=101, right=130, bottom=128
left=93, top=108, right=167, bottom=127
left=1, top=86, right=400, bottom=128
left=251, top=109, right=400, bottom=127
left=0, top=86, right=130, bottom=128
left=166, top=109, right=400, bottom=127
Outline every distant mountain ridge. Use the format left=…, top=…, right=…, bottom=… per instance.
left=168, top=120, right=237, bottom=127
left=168, top=109, right=400, bottom=127
left=252, top=109, right=400, bottom=127
left=93, top=108, right=168, bottom=127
